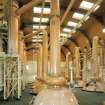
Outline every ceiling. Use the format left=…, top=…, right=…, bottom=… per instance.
left=1, top=0, right=105, bottom=60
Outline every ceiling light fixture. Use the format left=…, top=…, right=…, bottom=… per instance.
left=63, top=28, right=71, bottom=33
left=45, top=0, right=51, bottom=2
left=60, top=33, right=68, bottom=37
left=32, top=39, right=43, bottom=42
left=33, top=25, right=47, bottom=29
left=79, top=1, right=94, bottom=10
left=102, top=28, right=105, bottom=33
left=67, top=21, right=78, bottom=27
left=72, top=12, right=84, bottom=20
left=33, top=17, right=49, bottom=23
left=44, top=8, right=51, bottom=14
left=33, top=25, right=39, bottom=29
left=33, top=7, right=51, bottom=14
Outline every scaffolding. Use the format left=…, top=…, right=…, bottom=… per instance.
left=81, top=49, right=92, bottom=83
left=80, top=45, right=105, bottom=88
left=0, top=52, right=21, bottom=100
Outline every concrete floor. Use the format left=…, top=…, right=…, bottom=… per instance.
left=0, top=87, right=105, bottom=105
left=73, top=88, right=105, bottom=105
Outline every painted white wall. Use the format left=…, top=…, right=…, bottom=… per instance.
left=24, top=61, right=66, bottom=83
left=24, top=61, right=37, bottom=83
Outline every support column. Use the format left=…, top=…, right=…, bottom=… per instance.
left=50, top=0, right=60, bottom=76
left=65, top=52, right=70, bottom=81
left=92, top=36, right=99, bottom=81
left=99, top=39, right=105, bottom=82
left=0, top=38, right=3, bottom=52
left=82, top=48, right=88, bottom=82
left=18, top=31, right=24, bottom=64
left=42, top=31, right=48, bottom=79
left=46, top=0, right=66, bottom=86
left=69, top=60, right=74, bottom=84
left=37, top=44, right=43, bottom=79
left=23, top=45, right=27, bottom=65
left=75, top=47, right=81, bottom=80
left=0, top=38, right=3, bottom=92
left=8, top=1, right=19, bottom=54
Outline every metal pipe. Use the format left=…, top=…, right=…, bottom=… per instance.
left=50, top=0, right=60, bottom=76
left=0, top=38, right=3, bottom=52
left=69, top=60, right=74, bottom=84
left=8, top=1, right=19, bottom=54
left=99, top=40, right=105, bottom=81
left=42, top=30, right=48, bottom=79
left=82, top=48, right=88, bottom=82
left=65, top=52, right=71, bottom=81
left=26, top=43, right=43, bottom=79
left=23, top=46, right=27, bottom=65
left=18, top=31, right=24, bottom=64
left=16, top=0, right=43, bottom=16
left=92, top=36, right=100, bottom=81
left=36, top=44, right=43, bottom=79
left=75, top=47, right=81, bottom=80
left=25, top=29, right=48, bottom=82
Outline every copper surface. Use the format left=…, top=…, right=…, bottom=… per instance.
left=42, top=30, right=48, bottom=79
left=8, top=1, right=19, bottom=54
left=65, top=52, right=71, bottom=81
left=33, top=87, right=79, bottom=105
left=75, top=47, right=81, bottom=80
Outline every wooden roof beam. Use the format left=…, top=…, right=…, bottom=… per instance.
left=16, top=0, right=43, bottom=16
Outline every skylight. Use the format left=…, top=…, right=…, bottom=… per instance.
left=33, top=30, right=36, bottom=33
left=33, top=25, right=39, bottom=29
left=44, top=8, right=51, bottom=14
left=72, top=12, right=84, bottom=20
left=63, top=28, right=71, bottom=33
left=102, top=28, right=105, bottom=33
left=32, top=39, right=43, bottom=42
left=33, top=17, right=49, bottom=23
left=33, top=7, right=51, bottom=14
left=45, top=0, right=51, bottom=2
left=67, top=21, right=77, bottom=27
left=60, top=33, right=68, bottom=37
left=33, top=25, right=47, bottom=29
left=79, top=1, right=94, bottom=10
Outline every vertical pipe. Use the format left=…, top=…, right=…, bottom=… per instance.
left=42, top=30, right=48, bottom=79
left=83, top=48, right=87, bottom=82
left=50, top=0, right=60, bottom=76
left=23, top=45, right=27, bottom=65
left=0, top=38, right=3, bottom=52
left=65, top=52, right=70, bottom=81
left=92, top=36, right=99, bottom=81
left=36, top=44, right=43, bottom=79
left=69, top=60, right=74, bottom=83
left=18, top=31, right=24, bottom=64
left=99, top=40, right=104, bottom=68
left=0, top=38, right=3, bottom=92
left=8, top=1, right=19, bottom=54
left=23, top=44, right=27, bottom=87
left=75, top=47, right=81, bottom=80
left=99, top=39, right=104, bottom=81
left=18, top=31, right=24, bottom=90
